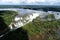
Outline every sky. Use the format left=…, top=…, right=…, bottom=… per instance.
left=0, top=0, right=60, bottom=5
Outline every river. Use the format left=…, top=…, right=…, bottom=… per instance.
left=0, top=8, right=60, bottom=38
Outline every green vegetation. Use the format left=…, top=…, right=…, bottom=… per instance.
left=0, top=11, right=17, bottom=26
left=0, top=10, right=60, bottom=40
left=22, top=17, right=60, bottom=40
left=45, top=14, right=55, bottom=19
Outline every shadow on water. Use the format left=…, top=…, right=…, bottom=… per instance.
left=0, top=17, right=9, bottom=35
left=0, top=27, right=29, bottom=40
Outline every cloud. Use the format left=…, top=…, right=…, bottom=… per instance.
left=46, top=0, right=60, bottom=5
left=0, top=0, right=21, bottom=5
left=21, top=0, right=60, bottom=5
left=0, top=0, right=60, bottom=5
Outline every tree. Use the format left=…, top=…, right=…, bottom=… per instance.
left=45, top=14, right=55, bottom=20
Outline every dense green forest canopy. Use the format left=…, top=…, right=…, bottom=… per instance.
left=0, top=5, right=60, bottom=11
left=22, top=16, right=60, bottom=40
left=0, top=10, right=17, bottom=26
